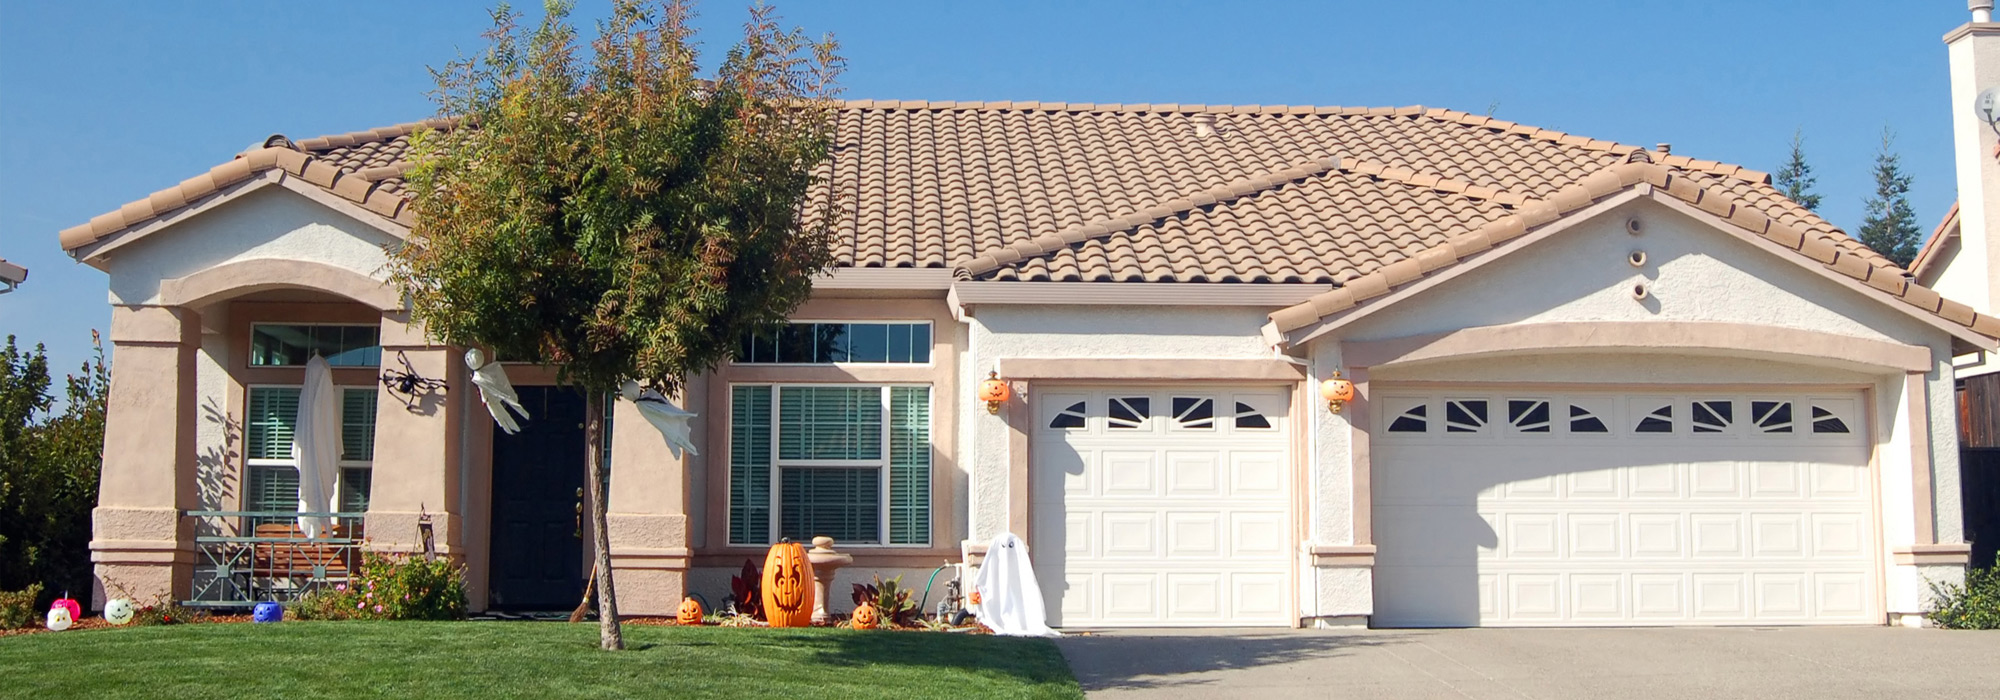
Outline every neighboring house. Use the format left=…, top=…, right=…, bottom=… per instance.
left=1913, top=1, right=2000, bottom=570
left=60, top=94, right=1999, bottom=626
left=0, top=257, right=24, bottom=293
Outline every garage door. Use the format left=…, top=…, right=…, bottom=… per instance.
left=1373, top=390, right=1876, bottom=627
left=1031, top=387, right=1292, bottom=627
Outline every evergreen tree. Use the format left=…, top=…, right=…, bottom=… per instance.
left=1858, top=129, right=1923, bottom=267
left=1773, top=129, right=1822, bottom=211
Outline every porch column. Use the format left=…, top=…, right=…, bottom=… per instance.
left=91, top=305, right=201, bottom=607
left=362, top=312, right=465, bottom=561
left=604, top=376, right=697, bottom=616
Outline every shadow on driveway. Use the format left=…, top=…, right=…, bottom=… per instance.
left=1054, top=628, right=1398, bottom=693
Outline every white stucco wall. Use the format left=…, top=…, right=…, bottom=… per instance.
left=104, top=186, right=399, bottom=306
left=1302, top=197, right=1967, bottom=621
left=962, top=305, right=1278, bottom=544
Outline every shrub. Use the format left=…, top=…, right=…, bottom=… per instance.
left=0, top=583, right=43, bottom=630
left=295, top=552, right=466, bottom=621
left=727, top=559, right=762, bottom=621
left=132, top=596, right=203, bottom=626
left=1928, top=566, right=2000, bottom=630
left=851, top=575, right=919, bottom=628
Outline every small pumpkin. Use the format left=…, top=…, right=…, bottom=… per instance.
left=44, top=606, right=72, bottom=631
left=253, top=601, right=284, bottom=623
left=977, top=372, right=1010, bottom=403
left=761, top=540, right=816, bottom=628
left=677, top=597, right=706, bottom=626
left=51, top=595, right=80, bottom=624
left=104, top=598, right=135, bottom=625
left=850, top=601, right=881, bottom=629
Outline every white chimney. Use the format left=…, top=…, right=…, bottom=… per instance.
left=1943, top=7, right=2000, bottom=315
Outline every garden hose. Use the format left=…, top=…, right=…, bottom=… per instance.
left=917, top=561, right=950, bottom=616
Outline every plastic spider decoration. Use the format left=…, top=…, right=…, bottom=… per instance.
left=380, top=351, right=447, bottom=411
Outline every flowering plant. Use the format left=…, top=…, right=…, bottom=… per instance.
left=295, top=552, right=466, bottom=621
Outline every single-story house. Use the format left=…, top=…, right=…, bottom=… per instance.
left=61, top=93, right=1999, bottom=627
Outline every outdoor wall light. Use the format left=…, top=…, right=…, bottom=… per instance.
left=979, top=371, right=1012, bottom=415
left=1320, top=371, right=1356, bottom=414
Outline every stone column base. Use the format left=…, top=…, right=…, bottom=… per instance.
left=609, top=547, right=691, bottom=616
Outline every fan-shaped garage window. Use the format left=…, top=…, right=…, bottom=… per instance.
left=1048, top=401, right=1087, bottom=429
left=1635, top=404, right=1674, bottom=433
left=1568, top=405, right=1608, bottom=433
left=1388, top=404, right=1428, bottom=433
left=1108, top=397, right=1150, bottom=430
left=1752, top=401, right=1793, bottom=433
left=1234, top=402, right=1272, bottom=430
left=1811, top=405, right=1850, bottom=434
left=1692, top=400, right=1733, bottom=433
left=1444, top=400, right=1488, bottom=433
left=1507, top=400, right=1550, bottom=433
left=1172, top=397, right=1215, bottom=430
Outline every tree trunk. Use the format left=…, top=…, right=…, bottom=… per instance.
left=584, top=391, right=624, bottom=650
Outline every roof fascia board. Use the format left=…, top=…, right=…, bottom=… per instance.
left=1644, top=192, right=1996, bottom=352
left=76, top=171, right=410, bottom=267
left=954, top=281, right=1333, bottom=308
left=1278, top=188, right=1648, bottom=347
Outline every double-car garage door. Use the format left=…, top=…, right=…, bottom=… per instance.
left=1373, top=390, right=1877, bottom=626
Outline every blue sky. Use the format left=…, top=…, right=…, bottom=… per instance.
left=0, top=0, right=1977, bottom=380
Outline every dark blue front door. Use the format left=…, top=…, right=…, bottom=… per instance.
left=488, top=386, right=587, bottom=610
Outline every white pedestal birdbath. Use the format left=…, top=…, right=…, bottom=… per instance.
left=807, top=536, right=853, bottom=623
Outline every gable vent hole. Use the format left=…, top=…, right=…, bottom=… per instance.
left=1625, top=217, right=1643, bottom=235
left=1631, top=283, right=1650, bottom=301
left=1628, top=250, right=1647, bottom=267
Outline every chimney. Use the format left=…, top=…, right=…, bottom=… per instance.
left=1655, top=143, right=1671, bottom=155
left=1944, top=3, right=2000, bottom=314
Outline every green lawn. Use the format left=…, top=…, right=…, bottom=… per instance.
left=0, top=622, right=1082, bottom=699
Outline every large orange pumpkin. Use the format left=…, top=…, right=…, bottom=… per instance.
left=677, top=597, right=705, bottom=626
left=761, top=540, right=816, bottom=627
left=850, top=601, right=881, bottom=630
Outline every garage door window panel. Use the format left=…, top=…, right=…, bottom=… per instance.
left=1171, top=397, right=1216, bottom=431
left=1445, top=399, right=1490, bottom=433
left=1108, top=397, right=1151, bottom=430
left=1506, top=399, right=1553, bottom=435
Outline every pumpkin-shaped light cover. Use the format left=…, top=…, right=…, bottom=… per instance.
left=760, top=540, right=816, bottom=628
left=979, top=371, right=1011, bottom=415
left=850, top=601, right=881, bottom=629
left=51, top=596, right=81, bottom=623
left=677, top=597, right=706, bottom=626
left=45, top=606, right=72, bottom=631
left=253, top=601, right=284, bottom=623
left=104, top=598, right=135, bottom=625
left=1320, top=372, right=1356, bottom=414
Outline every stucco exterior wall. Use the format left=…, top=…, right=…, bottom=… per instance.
left=104, top=186, right=398, bottom=306
left=963, top=305, right=1279, bottom=544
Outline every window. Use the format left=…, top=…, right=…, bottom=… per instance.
left=1507, top=400, right=1551, bottom=433
left=244, top=386, right=378, bottom=525
left=1171, top=397, right=1215, bottom=430
left=1444, top=400, right=1488, bottom=433
left=1234, top=402, right=1273, bottom=430
left=736, top=322, right=931, bottom=364
left=1692, top=400, right=1733, bottom=433
left=249, top=324, right=381, bottom=367
left=1107, top=397, right=1150, bottom=430
left=1388, top=404, right=1428, bottom=433
left=1568, top=405, right=1609, bottom=433
left=1635, top=404, right=1674, bottom=433
left=1048, top=401, right=1087, bottom=429
left=728, top=385, right=932, bottom=546
left=1752, top=401, right=1794, bottom=433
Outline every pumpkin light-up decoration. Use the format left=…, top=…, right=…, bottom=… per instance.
left=51, top=595, right=81, bottom=624
left=104, top=598, right=135, bottom=625
left=677, top=597, right=706, bottom=626
left=760, top=540, right=816, bottom=628
left=1320, top=371, right=1356, bottom=414
left=850, top=601, right=881, bottom=630
left=253, top=601, right=284, bottom=623
left=978, top=371, right=1012, bottom=415
left=44, top=606, right=72, bottom=631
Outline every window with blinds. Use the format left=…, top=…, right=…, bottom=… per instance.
left=728, top=384, right=931, bottom=546
left=243, top=386, right=377, bottom=517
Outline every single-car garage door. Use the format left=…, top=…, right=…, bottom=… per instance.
left=1032, top=387, right=1293, bottom=627
left=1373, top=390, right=1876, bottom=627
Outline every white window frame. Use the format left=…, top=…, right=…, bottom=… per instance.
left=732, top=382, right=932, bottom=548
left=732, top=320, right=936, bottom=367
left=243, top=383, right=376, bottom=516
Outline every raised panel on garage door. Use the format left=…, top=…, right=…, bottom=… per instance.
left=1031, top=387, right=1292, bottom=627
left=1372, top=390, right=1875, bottom=627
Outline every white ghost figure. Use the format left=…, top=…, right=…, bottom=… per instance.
left=620, top=379, right=699, bottom=459
left=104, top=598, right=135, bottom=625
left=465, top=348, right=529, bottom=434
left=45, top=606, right=72, bottom=631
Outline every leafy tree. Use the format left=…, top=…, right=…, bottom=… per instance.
left=1773, top=129, right=1822, bottom=212
left=0, top=332, right=110, bottom=605
left=393, top=0, right=841, bottom=650
left=1858, top=128, right=1923, bottom=267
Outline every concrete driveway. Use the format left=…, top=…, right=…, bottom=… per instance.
left=1054, top=627, right=2000, bottom=699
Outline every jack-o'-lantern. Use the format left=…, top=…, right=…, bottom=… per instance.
left=1320, top=371, right=1356, bottom=414
left=978, top=372, right=1011, bottom=414
left=850, top=601, right=881, bottom=629
left=677, top=597, right=706, bottom=625
left=51, top=595, right=80, bottom=624
left=45, top=606, right=72, bottom=631
left=104, top=598, right=135, bottom=625
left=253, top=601, right=284, bottom=623
left=761, top=540, right=816, bottom=627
